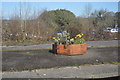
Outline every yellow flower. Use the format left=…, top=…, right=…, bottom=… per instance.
left=76, top=34, right=82, bottom=38
left=52, top=37, right=56, bottom=40
left=79, top=35, right=82, bottom=37
left=81, top=33, right=84, bottom=36
left=70, top=38, right=74, bottom=41
left=58, top=38, right=60, bottom=40
left=76, top=34, right=79, bottom=36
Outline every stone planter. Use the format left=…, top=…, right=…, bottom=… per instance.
left=52, top=43, right=87, bottom=55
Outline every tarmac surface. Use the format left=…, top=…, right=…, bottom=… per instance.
left=2, top=40, right=119, bottom=50
left=1, top=40, right=120, bottom=79
left=2, top=63, right=119, bottom=78
left=2, top=47, right=118, bottom=72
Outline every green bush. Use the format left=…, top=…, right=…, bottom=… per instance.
left=40, top=9, right=79, bottom=31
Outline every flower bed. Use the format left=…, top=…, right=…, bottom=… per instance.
left=53, top=43, right=87, bottom=55
left=52, top=31, right=87, bottom=55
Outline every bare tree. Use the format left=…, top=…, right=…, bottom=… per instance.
left=81, top=4, right=93, bottom=36
left=82, top=4, right=92, bottom=18
left=0, top=4, right=2, bottom=45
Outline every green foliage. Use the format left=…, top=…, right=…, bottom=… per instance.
left=91, top=9, right=116, bottom=29
left=53, top=31, right=71, bottom=45
left=53, top=31, right=85, bottom=45
left=74, top=38, right=85, bottom=44
left=40, top=9, right=78, bottom=30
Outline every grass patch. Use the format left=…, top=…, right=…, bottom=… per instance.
left=2, top=40, right=53, bottom=46
left=2, top=48, right=51, bottom=52
left=88, top=45, right=120, bottom=48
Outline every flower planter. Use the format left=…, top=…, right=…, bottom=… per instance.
left=52, top=43, right=87, bottom=55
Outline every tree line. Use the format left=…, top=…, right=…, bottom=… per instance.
left=2, top=4, right=119, bottom=45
